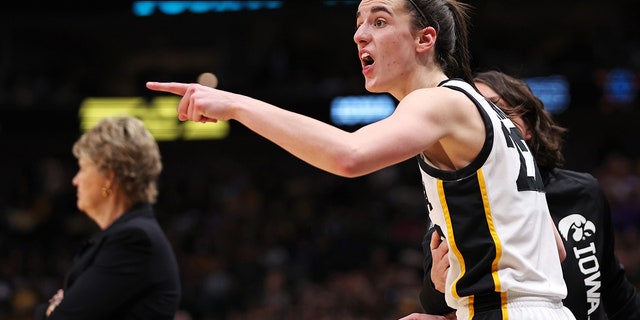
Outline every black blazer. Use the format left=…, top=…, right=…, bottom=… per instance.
left=34, top=203, right=181, bottom=320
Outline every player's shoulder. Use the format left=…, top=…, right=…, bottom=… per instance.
left=402, top=84, right=474, bottom=118
left=546, top=168, right=603, bottom=196
left=551, top=168, right=598, bottom=183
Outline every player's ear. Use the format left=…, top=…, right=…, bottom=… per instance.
left=416, top=26, right=437, bottom=53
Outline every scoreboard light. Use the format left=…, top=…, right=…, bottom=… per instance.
left=330, top=94, right=396, bottom=126
left=79, top=96, right=229, bottom=140
left=524, top=75, right=570, bottom=114
left=132, top=1, right=284, bottom=16
left=604, top=68, right=636, bottom=106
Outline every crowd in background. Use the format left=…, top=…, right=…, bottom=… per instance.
left=0, top=143, right=430, bottom=319
left=1, top=136, right=640, bottom=319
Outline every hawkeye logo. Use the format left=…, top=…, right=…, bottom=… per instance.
left=79, top=96, right=229, bottom=141
left=558, top=214, right=596, bottom=242
left=558, top=213, right=601, bottom=318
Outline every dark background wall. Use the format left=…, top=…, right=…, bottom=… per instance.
left=1, top=1, right=640, bottom=319
left=2, top=0, right=640, bottom=168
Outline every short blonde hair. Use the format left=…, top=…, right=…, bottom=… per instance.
left=72, top=116, right=162, bottom=203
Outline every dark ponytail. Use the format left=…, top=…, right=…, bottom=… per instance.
left=405, top=0, right=475, bottom=85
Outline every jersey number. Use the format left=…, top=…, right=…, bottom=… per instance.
left=499, top=118, right=544, bottom=192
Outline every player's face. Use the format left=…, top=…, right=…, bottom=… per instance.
left=475, top=82, right=532, bottom=141
left=354, top=0, right=419, bottom=94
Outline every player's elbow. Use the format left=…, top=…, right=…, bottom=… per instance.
left=331, top=153, right=371, bottom=178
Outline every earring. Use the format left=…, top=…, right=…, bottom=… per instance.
left=101, top=187, right=112, bottom=198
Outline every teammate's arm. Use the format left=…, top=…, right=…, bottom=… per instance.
left=552, top=219, right=566, bottom=262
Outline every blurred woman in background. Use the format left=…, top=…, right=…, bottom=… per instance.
left=34, top=116, right=181, bottom=320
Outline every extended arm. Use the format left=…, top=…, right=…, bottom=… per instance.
left=145, top=82, right=482, bottom=178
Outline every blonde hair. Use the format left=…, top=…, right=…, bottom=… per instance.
left=72, top=116, right=162, bottom=203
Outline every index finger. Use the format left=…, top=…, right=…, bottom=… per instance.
left=146, top=81, right=190, bottom=96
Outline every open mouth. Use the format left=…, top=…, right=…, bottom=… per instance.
left=361, top=52, right=374, bottom=66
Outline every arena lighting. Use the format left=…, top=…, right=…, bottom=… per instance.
left=323, top=0, right=359, bottom=5
left=132, top=1, right=283, bottom=16
left=524, top=75, right=570, bottom=114
left=78, top=97, right=229, bottom=140
left=604, top=68, right=636, bottom=106
left=330, top=94, right=396, bottom=126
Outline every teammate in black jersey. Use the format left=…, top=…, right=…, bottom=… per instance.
left=403, top=70, right=640, bottom=320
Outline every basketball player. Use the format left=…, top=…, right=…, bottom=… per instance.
left=146, top=1, right=575, bottom=318
left=410, top=70, right=640, bottom=320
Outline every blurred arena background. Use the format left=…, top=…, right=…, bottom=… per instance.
left=1, top=1, right=639, bottom=319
